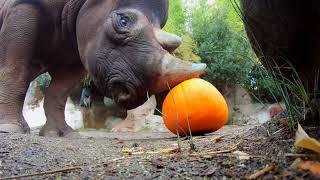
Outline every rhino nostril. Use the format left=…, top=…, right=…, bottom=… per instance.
left=109, top=81, right=132, bottom=104
left=117, top=92, right=131, bottom=103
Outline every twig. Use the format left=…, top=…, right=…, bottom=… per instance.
left=247, top=165, right=274, bottom=180
left=1, top=157, right=125, bottom=179
left=198, top=153, right=265, bottom=159
left=166, top=82, right=183, bottom=152
left=190, top=142, right=241, bottom=156
left=303, top=126, right=320, bottom=131
left=209, top=135, right=224, bottom=142
left=285, top=153, right=320, bottom=158
left=271, top=128, right=284, bottom=136
left=131, top=151, right=160, bottom=155
left=1, top=167, right=81, bottom=180
left=146, top=91, right=187, bottom=136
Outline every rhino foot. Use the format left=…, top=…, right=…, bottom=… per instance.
left=0, top=124, right=24, bottom=134
left=39, top=124, right=79, bottom=138
left=0, top=116, right=30, bottom=134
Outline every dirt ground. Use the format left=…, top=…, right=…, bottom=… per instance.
left=1, top=122, right=320, bottom=179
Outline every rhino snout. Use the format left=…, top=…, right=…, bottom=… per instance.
left=108, top=79, right=142, bottom=109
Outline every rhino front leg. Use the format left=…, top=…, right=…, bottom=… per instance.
left=39, top=65, right=85, bottom=137
left=0, top=67, right=30, bottom=133
left=0, top=5, right=43, bottom=133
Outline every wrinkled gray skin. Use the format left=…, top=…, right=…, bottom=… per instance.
left=0, top=0, right=206, bottom=137
left=241, top=0, right=320, bottom=93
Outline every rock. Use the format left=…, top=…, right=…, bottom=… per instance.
left=269, top=105, right=286, bottom=117
left=223, top=85, right=272, bottom=125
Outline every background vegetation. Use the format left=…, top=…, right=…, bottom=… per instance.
left=165, top=0, right=320, bottom=127
left=164, top=0, right=280, bottom=101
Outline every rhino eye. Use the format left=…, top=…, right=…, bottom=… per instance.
left=120, top=16, right=129, bottom=27
left=112, top=13, right=136, bottom=35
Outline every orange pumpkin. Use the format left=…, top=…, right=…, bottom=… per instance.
left=162, top=78, right=228, bottom=136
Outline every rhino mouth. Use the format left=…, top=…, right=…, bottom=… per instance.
left=107, top=78, right=146, bottom=109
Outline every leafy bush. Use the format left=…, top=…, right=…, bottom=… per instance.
left=163, top=0, right=186, bottom=36
left=191, top=3, right=255, bottom=91
left=173, top=35, right=201, bottom=63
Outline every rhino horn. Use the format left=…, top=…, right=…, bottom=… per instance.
left=154, top=28, right=182, bottom=52
left=150, top=53, right=207, bottom=94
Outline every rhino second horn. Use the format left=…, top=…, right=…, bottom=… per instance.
left=154, top=28, right=182, bottom=52
left=150, top=53, right=207, bottom=94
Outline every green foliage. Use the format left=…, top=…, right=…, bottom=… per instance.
left=35, top=73, right=51, bottom=94
left=163, top=0, right=186, bottom=36
left=82, top=74, right=93, bottom=88
left=244, top=63, right=283, bottom=103
left=164, top=0, right=318, bottom=128
left=190, top=0, right=255, bottom=90
left=173, top=35, right=201, bottom=63
left=165, top=0, right=201, bottom=63
left=218, top=0, right=244, bottom=32
left=264, top=60, right=319, bottom=128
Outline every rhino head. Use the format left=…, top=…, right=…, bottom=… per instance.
left=76, top=0, right=206, bottom=109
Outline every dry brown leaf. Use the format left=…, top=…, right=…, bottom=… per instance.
left=300, top=161, right=320, bottom=175
left=291, top=158, right=320, bottom=175
left=290, top=158, right=303, bottom=169
left=232, top=151, right=250, bottom=160
left=160, top=148, right=179, bottom=154
left=294, top=124, right=320, bottom=153
left=278, top=118, right=289, bottom=127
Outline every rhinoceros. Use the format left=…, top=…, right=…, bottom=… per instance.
left=241, top=0, right=320, bottom=95
left=0, top=0, right=206, bottom=136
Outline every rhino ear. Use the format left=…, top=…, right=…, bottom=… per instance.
left=154, top=28, right=182, bottom=53
left=150, top=53, right=207, bottom=94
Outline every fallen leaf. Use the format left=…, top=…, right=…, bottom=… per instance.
left=232, top=151, right=250, bottom=160
left=290, top=158, right=303, bottom=169
left=294, top=124, right=320, bottom=153
left=160, top=148, right=179, bottom=154
left=121, top=147, right=133, bottom=154
left=291, top=158, right=320, bottom=175
left=278, top=118, right=289, bottom=127
left=300, top=161, right=320, bottom=175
